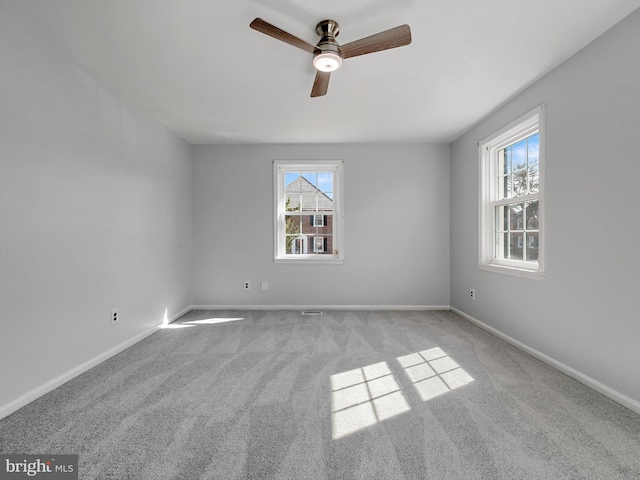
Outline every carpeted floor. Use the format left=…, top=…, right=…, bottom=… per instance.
left=1, top=310, right=639, bottom=479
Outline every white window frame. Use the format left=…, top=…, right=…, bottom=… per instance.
left=274, top=160, right=344, bottom=264
left=478, top=105, right=545, bottom=280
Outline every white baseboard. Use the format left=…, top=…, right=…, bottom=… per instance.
left=191, top=304, right=450, bottom=311
left=450, top=306, right=640, bottom=416
left=169, top=305, right=193, bottom=322
left=0, top=306, right=192, bottom=421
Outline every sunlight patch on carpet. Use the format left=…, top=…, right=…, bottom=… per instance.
left=331, top=348, right=474, bottom=439
left=398, top=347, right=474, bottom=401
left=163, top=317, right=246, bottom=329
left=330, top=362, right=410, bottom=439
left=184, top=317, right=245, bottom=325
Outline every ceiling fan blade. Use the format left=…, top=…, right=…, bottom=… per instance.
left=311, top=71, right=330, bottom=97
left=250, top=18, right=318, bottom=54
left=341, top=24, right=411, bottom=59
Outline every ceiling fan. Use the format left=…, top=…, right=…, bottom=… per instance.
left=250, top=18, right=412, bottom=97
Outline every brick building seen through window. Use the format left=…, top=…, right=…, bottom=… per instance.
left=285, top=175, right=333, bottom=255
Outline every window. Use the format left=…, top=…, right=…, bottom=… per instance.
left=274, top=160, right=344, bottom=263
left=479, top=105, right=544, bottom=279
left=312, top=214, right=325, bottom=227
left=313, top=237, right=326, bottom=253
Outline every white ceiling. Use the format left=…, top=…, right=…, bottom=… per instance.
left=3, top=0, right=640, bottom=144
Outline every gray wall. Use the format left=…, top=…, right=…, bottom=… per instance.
left=193, top=143, right=450, bottom=307
left=450, top=9, right=640, bottom=403
left=0, top=9, right=193, bottom=410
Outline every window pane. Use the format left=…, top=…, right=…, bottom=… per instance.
left=317, top=172, right=333, bottom=194
left=511, top=139, right=527, bottom=171
left=526, top=233, right=539, bottom=262
left=285, top=172, right=301, bottom=188
left=498, top=175, right=508, bottom=200
left=309, top=235, right=332, bottom=254
left=317, top=192, right=333, bottom=212
left=528, top=163, right=540, bottom=194
left=285, top=173, right=301, bottom=211
left=300, top=179, right=318, bottom=211
left=285, top=214, right=301, bottom=236
left=526, top=201, right=539, bottom=230
left=495, top=205, right=508, bottom=232
left=301, top=215, right=315, bottom=234
left=301, top=194, right=317, bottom=211
left=528, top=133, right=540, bottom=194
left=496, top=232, right=509, bottom=259
left=318, top=172, right=333, bottom=210
left=301, top=214, right=332, bottom=235
left=512, top=169, right=527, bottom=196
left=510, top=233, right=523, bottom=260
left=286, top=193, right=300, bottom=211
left=303, top=172, right=317, bottom=187
left=510, top=203, right=524, bottom=231
left=318, top=214, right=332, bottom=234
left=287, top=235, right=309, bottom=255
left=500, top=133, right=541, bottom=198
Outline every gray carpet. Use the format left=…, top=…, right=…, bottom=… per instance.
left=1, top=310, right=639, bottom=479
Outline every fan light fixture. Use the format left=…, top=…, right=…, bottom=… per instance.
left=313, top=51, right=343, bottom=72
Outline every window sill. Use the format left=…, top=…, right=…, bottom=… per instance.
left=478, top=263, right=544, bottom=281
left=274, top=257, right=344, bottom=265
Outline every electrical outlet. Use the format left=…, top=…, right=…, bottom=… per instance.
left=111, top=308, right=119, bottom=325
left=470, top=289, right=475, bottom=301
left=243, top=281, right=251, bottom=290
left=261, top=281, right=268, bottom=291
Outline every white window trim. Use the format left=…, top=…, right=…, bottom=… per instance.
left=478, top=105, right=545, bottom=281
left=273, top=160, right=344, bottom=264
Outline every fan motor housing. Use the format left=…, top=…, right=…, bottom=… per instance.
left=316, top=21, right=341, bottom=50
left=316, top=19, right=340, bottom=38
